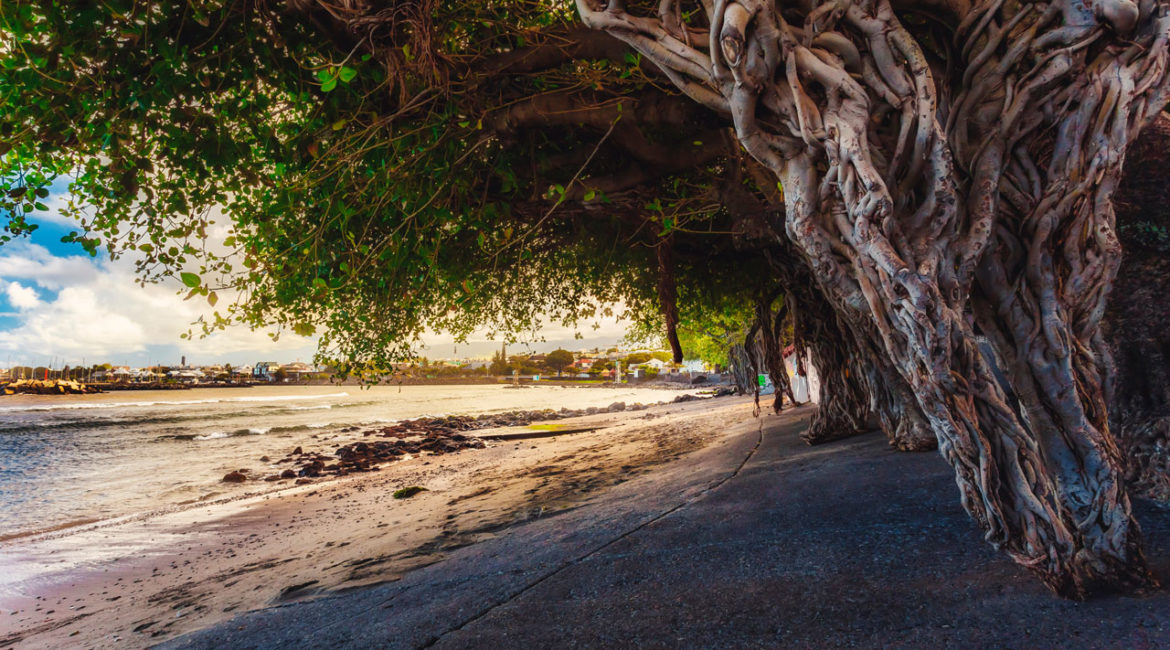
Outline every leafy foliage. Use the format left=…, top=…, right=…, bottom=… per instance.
left=544, top=348, right=575, bottom=374
left=0, top=1, right=682, bottom=377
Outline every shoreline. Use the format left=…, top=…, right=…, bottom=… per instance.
left=0, top=387, right=727, bottom=542
left=0, top=395, right=754, bottom=648
left=0, top=378, right=715, bottom=397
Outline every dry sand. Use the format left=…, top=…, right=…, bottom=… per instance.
left=0, top=395, right=755, bottom=648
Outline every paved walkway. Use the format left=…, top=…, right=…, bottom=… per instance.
left=167, top=407, right=1170, bottom=649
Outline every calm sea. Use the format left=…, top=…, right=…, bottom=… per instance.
left=0, top=384, right=694, bottom=538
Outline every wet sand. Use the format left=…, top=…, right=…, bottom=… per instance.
left=0, top=395, right=754, bottom=648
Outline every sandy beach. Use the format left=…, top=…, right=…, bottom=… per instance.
left=0, top=394, right=754, bottom=648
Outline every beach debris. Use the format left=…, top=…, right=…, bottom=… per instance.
left=272, top=405, right=662, bottom=482
left=393, top=486, right=427, bottom=499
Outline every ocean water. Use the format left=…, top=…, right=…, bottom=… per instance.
left=0, top=384, right=696, bottom=538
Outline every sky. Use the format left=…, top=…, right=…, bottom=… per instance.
left=0, top=186, right=632, bottom=369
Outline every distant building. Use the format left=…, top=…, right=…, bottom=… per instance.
left=280, top=362, right=314, bottom=381
left=635, top=358, right=668, bottom=371
left=680, top=360, right=707, bottom=373
left=167, top=369, right=202, bottom=384
left=253, top=362, right=279, bottom=382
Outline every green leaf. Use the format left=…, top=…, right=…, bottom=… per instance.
left=207, top=291, right=218, bottom=306
left=180, top=272, right=201, bottom=288
left=338, top=66, right=357, bottom=83
left=316, top=69, right=332, bottom=83
left=293, top=322, right=316, bottom=337
left=321, top=77, right=338, bottom=92
left=584, top=189, right=597, bottom=201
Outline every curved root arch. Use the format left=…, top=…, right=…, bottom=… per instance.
left=577, top=0, right=1170, bottom=595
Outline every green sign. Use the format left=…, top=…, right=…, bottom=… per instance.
left=758, top=374, right=767, bottom=387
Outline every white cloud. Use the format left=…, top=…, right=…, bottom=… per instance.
left=0, top=242, right=99, bottom=291
left=0, top=241, right=315, bottom=364
left=5, top=282, right=41, bottom=309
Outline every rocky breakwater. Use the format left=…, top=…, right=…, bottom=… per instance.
left=3, top=378, right=103, bottom=395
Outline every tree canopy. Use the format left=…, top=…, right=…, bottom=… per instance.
left=544, top=348, right=575, bottom=374
left=1, top=0, right=759, bottom=378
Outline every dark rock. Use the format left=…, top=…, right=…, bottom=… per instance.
left=222, top=471, right=247, bottom=483
left=259, top=456, right=271, bottom=462
left=276, top=404, right=652, bottom=481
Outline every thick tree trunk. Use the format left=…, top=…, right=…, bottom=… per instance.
left=780, top=251, right=936, bottom=450
left=657, top=236, right=685, bottom=364
left=578, top=0, right=1170, bottom=596
left=728, top=341, right=758, bottom=395
left=801, top=320, right=869, bottom=444
left=754, top=293, right=796, bottom=413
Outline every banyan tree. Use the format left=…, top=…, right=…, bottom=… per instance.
left=575, top=0, right=1170, bottom=596
left=3, top=0, right=1169, bottom=597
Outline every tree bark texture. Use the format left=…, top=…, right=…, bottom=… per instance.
left=754, top=292, right=798, bottom=413
left=728, top=341, right=759, bottom=395
left=657, top=236, right=686, bottom=364
left=577, top=0, right=1170, bottom=596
